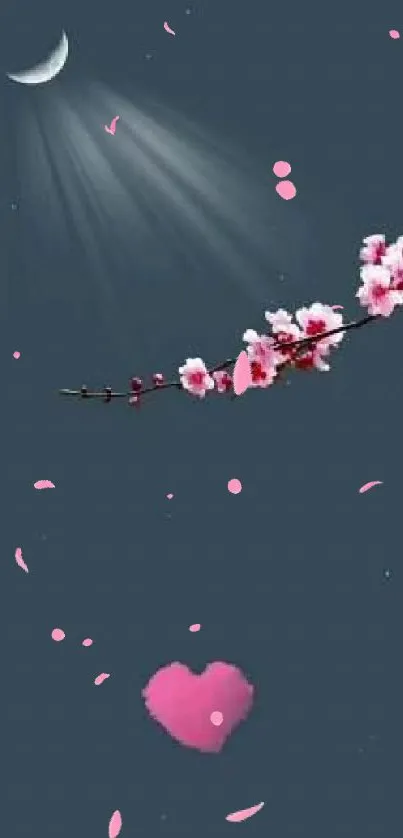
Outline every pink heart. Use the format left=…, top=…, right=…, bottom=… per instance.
left=142, top=661, right=254, bottom=753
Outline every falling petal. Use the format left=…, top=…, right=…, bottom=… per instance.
left=228, top=478, right=242, bottom=495
left=210, top=711, right=224, bottom=726
left=108, top=810, right=122, bottom=838
left=226, top=802, right=265, bottom=823
left=233, top=350, right=253, bottom=396
left=51, top=628, right=65, bottom=642
left=359, top=481, right=383, bottom=494
left=34, top=480, right=55, bottom=490
left=94, top=672, right=110, bottom=686
left=189, top=623, right=201, bottom=632
left=15, top=547, right=29, bottom=573
left=82, top=638, right=93, bottom=647
left=166, top=493, right=174, bottom=500
left=163, top=21, right=176, bottom=35
left=275, top=180, right=297, bottom=200
left=272, top=160, right=291, bottom=177
left=13, top=351, right=21, bottom=359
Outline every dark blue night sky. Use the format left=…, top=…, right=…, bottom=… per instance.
left=1, top=1, right=401, bottom=836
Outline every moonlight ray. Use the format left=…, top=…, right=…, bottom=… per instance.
left=14, top=80, right=311, bottom=309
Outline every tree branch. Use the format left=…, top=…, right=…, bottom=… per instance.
left=58, top=312, right=379, bottom=405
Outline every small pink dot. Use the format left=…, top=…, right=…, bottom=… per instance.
left=166, top=493, right=174, bottom=500
left=51, top=628, right=65, bottom=642
left=276, top=180, right=297, bottom=200
left=189, top=623, right=201, bottom=632
left=13, top=351, right=20, bottom=359
left=210, top=711, right=223, bottom=726
left=82, top=637, right=93, bottom=647
left=389, top=29, right=400, bottom=39
left=273, top=160, right=291, bottom=178
left=228, top=478, right=242, bottom=495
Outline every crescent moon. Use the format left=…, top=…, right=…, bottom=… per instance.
left=7, top=30, right=69, bottom=86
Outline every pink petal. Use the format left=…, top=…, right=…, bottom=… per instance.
left=228, top=478, right=242, bottom=495
left=389, top=29, right=400, bottom=39
left=233, top=351, right=253, bottom=396
left=359, top=480, right=383, bottom=494
left=108, top=810, right=122, bottom=838
left=189, top=623, right=201, bottom=632
left=82, top=637, right=93, bottom=647
left=163, top=21, right=176, bottom=35
left=15, top=547, right=29, bottom=574
left=275, top=180, right=297, bottom=200
left=166, top=493, right=174, bottom=499
left=226, top=802, right=265, bottom=823
left=34, top=480, right=55, bottom=490
left=272, top=160, right=291, bottom=178
left=51, top=628, right=65, bottom=642
left=13, top=351, right=21, bottom=359
left=94, top=672, right=110, bottom=686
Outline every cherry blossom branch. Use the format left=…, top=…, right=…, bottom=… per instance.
left=58, top=312, right=379, bottom=404
left=57, top=234, right=403, bottom=406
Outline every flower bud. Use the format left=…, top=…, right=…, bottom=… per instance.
left=130, top=377, right=143, bottom=392
left=152, top=373, right=164, bottom=386
left=213, top=370, right=232, bottom=393
left=222, top=372, right=233, bottom=392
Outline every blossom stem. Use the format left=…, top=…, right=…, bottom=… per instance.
left=58, top=312, right=379, bottom=403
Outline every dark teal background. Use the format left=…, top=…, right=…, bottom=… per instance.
left=1, top=1, right=401, bottom=836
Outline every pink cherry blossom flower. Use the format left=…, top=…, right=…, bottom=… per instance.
left=265, top=308, right=294, bottom=332
left=265, top=308, right=303, bottom=361
left=382, top=243, right=403, bottom=299
left=274, top=330, right=302, bottom=360
left=294, top=344, right=331, bottom=372
left=243, top=329, right=279, bottom=363
left=178, top=358, right=215, bottom=397
left=356, top=264, right=400, bottom=317
left=213, top=370, right=232, bottom=393
left=57, top=231, right=403, bottom=409
left=249, top=359, right=277, bottom=387
left=242, top=329, right=280, bottom=387
left=383, top=235, right=403, bottom=262
left=359, top=233, right=386, bottom=265
left=243, top=329, right=268, bottom=356
left=295, top=303, right=344, bottom=350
